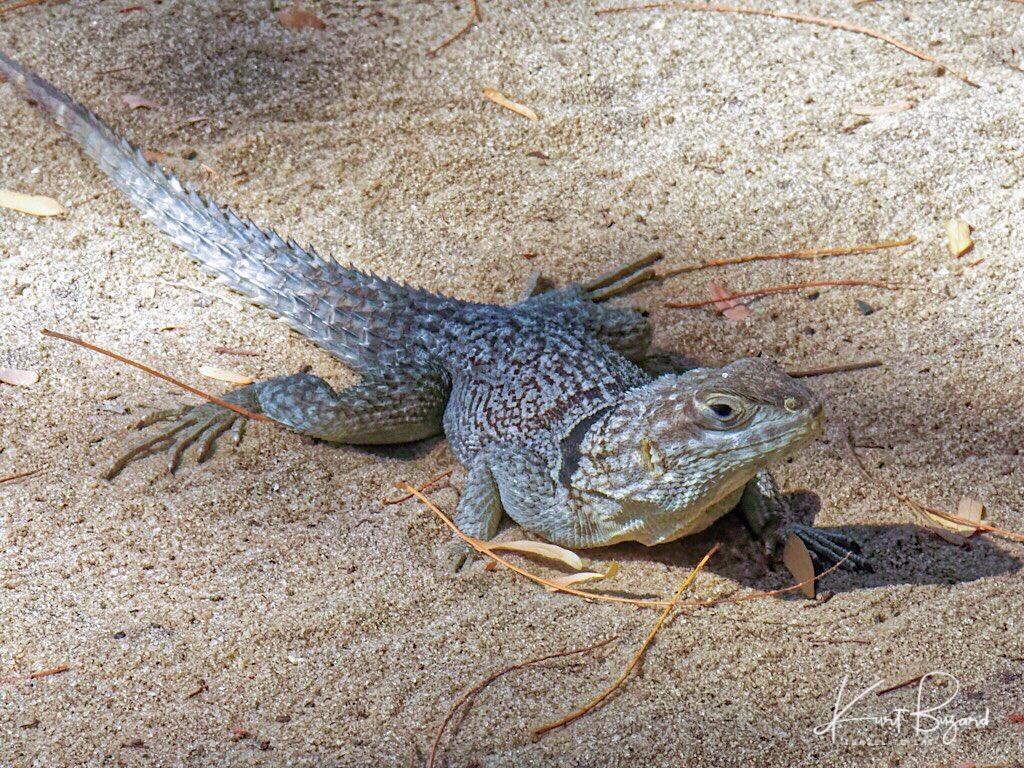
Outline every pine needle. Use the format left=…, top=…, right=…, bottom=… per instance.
left=533, top=545, right=718, bottom=737
left=41, top=329, right=275, bottom=424
left=665, top=279, right=899, bottom=310
left=658, top=236, right=915, bottom=278
left=427, top=636, right=617, bottom=768
left=595, top=3, right=978, bottom=87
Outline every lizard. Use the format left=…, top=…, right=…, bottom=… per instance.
left=0, top=52, right=871, bottom=580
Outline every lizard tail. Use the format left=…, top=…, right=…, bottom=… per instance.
left=0, top=52, right=471, bottom=373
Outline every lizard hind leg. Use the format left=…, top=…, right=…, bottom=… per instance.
left=445, top=461, right=504, bottom=572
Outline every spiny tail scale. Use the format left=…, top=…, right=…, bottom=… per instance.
left=0, top=52, right=473, bottom=373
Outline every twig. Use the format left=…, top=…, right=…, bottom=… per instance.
left=383, top=469, right=455, bottom=505
left=876, top=673, right=924, bottom=696
left=28, top=664, right=69, bottom=680
left=0, top=466, right=47, bottom=486
left=41, top=329, right=276, bottom=424
left=427, top=0, right=481, bottom=56
left=428, top=637, right=617, bottom=768
left=213, top=346, right=260, bottom=357
left=400, top=483, right=852, bottom=608
left=787, top=359, right=883, bottom=378
left=534, top=546, right=718, bottom=737
left=840, top=426, right=1024, bottom=543
left=0, top=0, right=47, bottom=14
left=594, top=3, right=978, bottom=87
left=665, top=279, right=898, bottom=309
left=658, top=236, right=916, bottom=279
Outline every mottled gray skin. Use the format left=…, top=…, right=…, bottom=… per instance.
left=1, top=53, right=870, bottom=577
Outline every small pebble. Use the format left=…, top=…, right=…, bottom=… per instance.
left=855, top=299, right=875, bottom=316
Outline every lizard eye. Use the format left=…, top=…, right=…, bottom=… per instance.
left=710, top=402, right=733, bottom=418
left=698, top=394, right=748, bottom=429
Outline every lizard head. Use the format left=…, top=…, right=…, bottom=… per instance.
left=571, top=358, right=823, bottom=524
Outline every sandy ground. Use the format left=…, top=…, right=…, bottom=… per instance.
left=2, top=1, right=1024, bottom=766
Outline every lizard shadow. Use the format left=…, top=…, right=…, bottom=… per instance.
left=585, top=491, right=1023, bottom=599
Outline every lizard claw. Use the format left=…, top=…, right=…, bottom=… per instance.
left=104, top=387, right=261, bottom=480
left=785, top=524, right=873, bottom=574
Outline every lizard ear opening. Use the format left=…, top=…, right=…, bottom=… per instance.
left=638, top=438, right=666, bottom=476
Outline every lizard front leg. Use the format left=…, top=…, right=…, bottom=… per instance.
left=739, top=469, right=873, bottom=575
left=105, top=365, right=449, bottom=478
left=446, top=460, right=504, bottom=571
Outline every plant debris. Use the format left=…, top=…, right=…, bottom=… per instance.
left=946, top=218, right=974, bottom=258
left=482, top=87, right=539, bottom=121
left=427, top=636, right=616, bottom=768
left=594, top=2, right=978, bottom=86
left=214, top=346, right=260, bottom=357
left=850, top=101, right=913, bottom=116
left=840, top=426, right=1024, bottom=544
left=534, top=545, right=718, bottom=737
left=488, top=540, right=584, bottom=570
left=122, top=93, right=159, bottom=110
left=783, top=534, right=817, bottom=598
left=0, top=189, right=65, bottom=217
left=787, top=359, right=882, bottom=378
left=545, top=562, right=620, bottom=591
left=657, top=236, right=915, bottom=278
left=666, top=279, right=899, bottom=311
left=0, top=0, right=47, bottom=15
left=28, top=664, right=69, bottom=680
left=0, top=368, right=39, bottom=387
left=276, top=5, right=326, bottom=29
left=382, top=469, right=454, bottom=505
left=0, top=467, right=47, bottom=486
left=197, top=365, right=253, bottom=385
left=427, top=0, right=481, bottom=56
left=707, top=281, right=752, bottom=321
left=41, top=329, right=275, bottom=423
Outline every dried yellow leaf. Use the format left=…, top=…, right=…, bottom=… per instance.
left=922, top=495, right=985, bottom=536
left=487, top=540, right=583, bottom=570
left=783, top=533, right=816, bottom=599
left=482, top=88, right=539, bottom=121
left=0, top=189, right=65, bottom=217
left=0, top=368, right=39, bottom=387
left=946, top=219, right=973, bottom=258
left=197, top=365, right=253, bottom=385
left=545, top=562, right=620, bottom=591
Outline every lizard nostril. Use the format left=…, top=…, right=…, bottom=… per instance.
left=784, top=397, right=799, bottom=412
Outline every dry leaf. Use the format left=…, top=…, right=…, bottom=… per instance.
left=276, top=5, right=326, bottom=29
left=197, top=365, right=253, bottom=385
left=0, top=368, right=40, bottom=387
left=0, top=189, right=65, bottom=217
left=922, top=495, right=985, bottom=536
left=783, top=534, right=816, bottom=599
left=482, top=88, right=539, bottom=121
left=122, top=93, right=159, bottom=110
left=487, top=540, right=583, bottom=570
left=545, top=562, right=620, bottom=591
left=708, top=281, right=752, bottom=321
left=850, top=101, right=913, bottom=117
left=141, top=149, right=170, bottom=164
left=946, top=219, right=973, bottom=258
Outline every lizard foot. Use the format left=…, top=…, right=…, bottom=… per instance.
left=441, top=539, right=478, bottom=573
left=104, top=388, right=258, bottom=479
left=785, top=524, right=873, bottom=574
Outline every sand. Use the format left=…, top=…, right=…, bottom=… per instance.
left=2, top=1, right=1024, bottom=766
